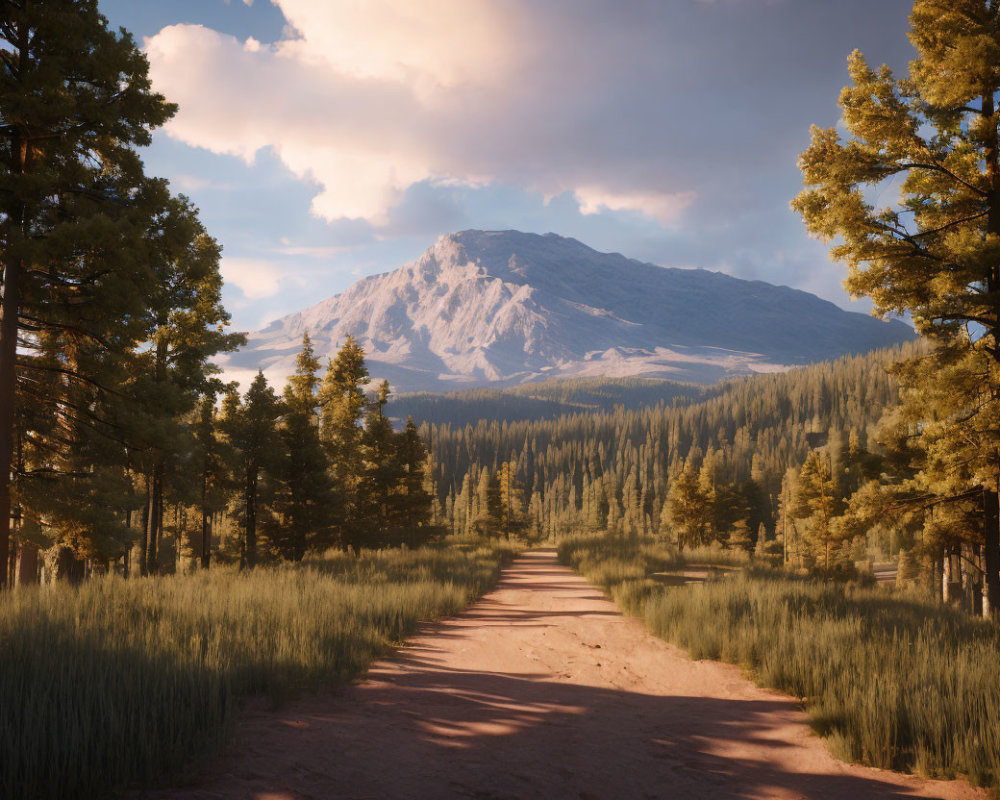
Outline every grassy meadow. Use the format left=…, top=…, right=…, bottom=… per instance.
left=0, top=540, right=517, bottom=800
left=559, top=532, right=1000, bottom=789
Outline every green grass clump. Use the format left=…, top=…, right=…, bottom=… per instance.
left=559, top=532, right=1000, bottom=789
left=0, top=540, right=516, bottom=800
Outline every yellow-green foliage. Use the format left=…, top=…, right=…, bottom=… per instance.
left=0, top=541, right=516, bottom=800
left=560, top=533, right=1000, bottom=789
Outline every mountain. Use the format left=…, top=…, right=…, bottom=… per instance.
left=227, top=230, right=915, bottom=392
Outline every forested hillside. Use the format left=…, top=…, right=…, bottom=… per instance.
left=389, top=377, right=704, bottom=428
left=423, top=344, right=913, bottom=547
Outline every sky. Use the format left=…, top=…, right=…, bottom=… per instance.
left=98, top=0, right=916, bottom=334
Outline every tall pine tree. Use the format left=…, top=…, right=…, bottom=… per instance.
left=793, top=0, right=1000, bottom=609
left=0, top=0, right=176, bottom=584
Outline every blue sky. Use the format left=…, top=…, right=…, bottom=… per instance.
left=98, top=0, right=915, bottom=334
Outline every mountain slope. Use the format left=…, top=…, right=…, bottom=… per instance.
left=227, top=230, right=915, bottom=391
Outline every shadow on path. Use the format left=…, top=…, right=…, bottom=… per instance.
left=146, top=551, right=980, bottom=800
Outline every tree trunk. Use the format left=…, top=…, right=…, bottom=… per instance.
left=55, top=545, right=85, bottom=584
left=984, top=86, right=1000, bottom=617
left=138, top=485, right=150, bottom=576
left=144, top=466, right=163, bottom=576
left=0, top=239, right=22, bottom=590
left=242, top=468, right=257, bottom=570
left=15, top=542, right=38, bottom=585
left=201, top=504, right=211, bottom=570
left=984, top=489, right=1000, bottom=618
left=942, top=545, right=953, bottom=604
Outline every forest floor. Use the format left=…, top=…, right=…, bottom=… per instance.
left=143, top=551, right=988, bottom=800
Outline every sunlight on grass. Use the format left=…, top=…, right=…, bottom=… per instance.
left=559, top=532, right=1000, bottom=789
left=0, top=539, right=517, bottom=800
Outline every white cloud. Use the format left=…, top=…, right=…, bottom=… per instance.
left=220, top=257, right=283, bottom=299
left=170, top=173, right=231, bottom=192
left=574, top=187, right=696, bottom=225
left=272, top=0, right=515, bottom=88
left=269, top=244, right=348, bottom=258
left=143, top=3, right=699, bottom=228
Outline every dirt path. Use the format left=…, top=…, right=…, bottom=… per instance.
left=149, top=551, right=988, bottom=800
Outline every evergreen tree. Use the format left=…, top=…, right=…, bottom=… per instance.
left=221, top=373, right=282, bottom=570
left=357, top=380, right=400, bottom=549
left=791, top=450, right=844, bottom=571
left=497, top=461, right=527, bottom=538
left=191, top=385, right=231, bottom=569
left=394, top=418, right=434, bottom=543
left=0, top=1, right=178, bottom=582
left=319, top=336, right=369, bottom=550
left=126, top=197, right=242, bottom=575
left=793, top=0, right=1000, bottom=608
left=270, top=335, right=336, bottom=560
left=666, top=465, right=711, bottom=549
left=473, top=468, right=503, bottom=537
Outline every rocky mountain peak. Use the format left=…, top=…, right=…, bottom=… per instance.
left=228, top=230, right=914, bottom=392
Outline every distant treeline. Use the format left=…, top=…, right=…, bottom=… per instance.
left=421, top=344, right=913, bottom=551
left=389, top=376, right=705, bottom=428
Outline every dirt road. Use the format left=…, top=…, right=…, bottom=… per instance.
left=149, top=550, right=987, bottom=800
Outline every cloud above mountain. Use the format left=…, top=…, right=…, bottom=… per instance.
left=127, top=0, right=916, bottom=333
left=144, top=1, right=747, bottom=227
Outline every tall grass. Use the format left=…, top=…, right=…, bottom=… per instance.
left=557, top=532, right=749, bottom=613
left=559, top=533, right=1000, bottom=789
left=0, top=540, right=516, bottom=800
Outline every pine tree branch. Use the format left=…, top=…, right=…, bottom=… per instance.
left=17, top=386, right=138, bottom=449
left=930, top=312, right=996, bottom=327
left=17, top=313, right=112, bottom=348
left=18, top=361, right=125, bottom=397
left=890, top=487, right=983, bottom=512
left=26, top=267, right=114, bottom=288
left=20, top=467, right=100, bottom=480
left=912, top=210, right=989, bottom=238
left=896, top=162, right=988, bottom=197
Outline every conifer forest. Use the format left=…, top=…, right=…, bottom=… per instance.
left=5, top=1, right=1000, bottom=799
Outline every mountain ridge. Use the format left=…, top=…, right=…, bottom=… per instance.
left=226, top=229, right=915, bottom=391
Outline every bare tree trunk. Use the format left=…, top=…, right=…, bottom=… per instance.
left=985, top=489, right=1000, bottom=618
left=0, top=209, right=23, bottom=590
left=144, top=466, right=163, bottom=576
left=15, top=542, right=38, bottom=585
left=942, top=545, right=953, bottom=604
left=201, top=507, right=211, bottom=570
left=241, top=468, right=258, bottom=570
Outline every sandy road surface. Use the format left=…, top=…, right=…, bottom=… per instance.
left=146, top=550, right=987, bottom=800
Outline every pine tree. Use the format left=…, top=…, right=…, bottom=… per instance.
left=191, top=385, right=231, bottom=569
left=791, top=450, right=843, bottom=571
left=269, top=334, right=336, bottom=560
left=393, top=418, right=434, bottom=544
left=793, top=0, right=1000, bottom=608
left=497, top=461, right=526, bottom=538
left=221, top=373, right=282, bottom=570
left=0, top=2, right=178, bottom=583
left=127, top=197, right=242, bottom=576
left=667, top=465, right=711, bottom=549
left=473, top=468, right=503, bottom=537
left=357, top=380, right=400, bottom=549
left=319, top=336, right=369, bottom=550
